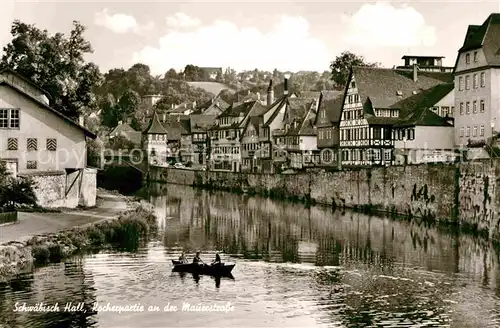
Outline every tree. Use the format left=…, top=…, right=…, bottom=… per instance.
left=118, top=90, right=141, bottom=118
left=329, top=51, right=378, bottom=89
left=223, top=67, right=237, bottom=84
left=99, top=94, right=119, bottom=128
left=108, top=135, right=136, bottom=150
left=1, top=20, right=103, bottom=119
left=183, top=64, right=204, bottom=81
left=165, top=68, right=178, bottom=79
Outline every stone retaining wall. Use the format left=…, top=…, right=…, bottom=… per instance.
left=149, top=160, right=500, bottom=243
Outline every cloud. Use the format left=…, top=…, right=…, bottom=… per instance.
left=342, top=2, right=437, bottom=48
left=0, top=0, right=15, bottom=48
left=94, top=8, right=154, bottom=34
left=132, top=15, right=330, bottom=74
left=166, top=13, right=201, bottom=28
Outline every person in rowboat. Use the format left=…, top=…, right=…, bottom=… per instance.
left=178, top=251, right=188, bottom=264
left=211, top=253, right=221, bottom=266
left=193, top=251, right=204, bottom=265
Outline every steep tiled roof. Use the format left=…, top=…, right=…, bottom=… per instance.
left=194, top=95, right=230, bottom=115
left=284, top=98, right=315, bottom=124
left=219, top=101, right=259, bottom=118
left=353, top=67, right=452, bottom=111
left=190, top=115, right=217, bottom=133
left=395, top=83, right=454, bottom=117
left=315, top=90, right=344, bottom=127
left=458, top=14, right=500, bottom=66
left=109, top=123, right=142, bottom=144
left=144, top=111, right=169, bottom=134
left=0, top=70, right=96, bottom=139
left=395, top=107, right=453, bottom=128
left=294, top=91, right=321, bottom=100
left=262, top=95, right=289, bottom=127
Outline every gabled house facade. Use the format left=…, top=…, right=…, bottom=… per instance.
left=453, top=13, right=500, bottom=159
left=314, top=90, right=344, bottom=168
left=192, top=93, right=230, bottom=116
left=143, top=111, right=169, bottom=165
left=190, top=115, right=217, bottom=166
left=108, top=119, right=141, bottom=147
left=0, top=68, right=97, bottom=174
left=339, top=65, right=453, bottom=167
left=239, top=101, right=268, bottom=172
left=0, top=68, right=97, bottom=207
left=280, top=98, right=317, bottom=170
left=209, top=101, right=261, bottom=172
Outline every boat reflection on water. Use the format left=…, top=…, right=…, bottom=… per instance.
left=175, top=271, right=234, bottom=288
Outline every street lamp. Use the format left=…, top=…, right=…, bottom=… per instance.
left=491, top=118, right=496, bottom=139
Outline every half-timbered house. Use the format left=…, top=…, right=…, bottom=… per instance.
left=339, top=65, right=453, bottom=167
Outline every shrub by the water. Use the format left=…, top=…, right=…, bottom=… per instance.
left=24, top=204, right=158, bottom=266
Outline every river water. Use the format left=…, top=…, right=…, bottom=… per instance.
left=1, top=183, right=500, bottom=328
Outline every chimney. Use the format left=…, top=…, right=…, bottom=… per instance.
left=267, top=79, right=274, bottom=106
left=256, top=92, right=261, bottom=101
left=413, top=64, right=418, bottom=82
left=163, top=113, right=166, bottom=122
left=78, top=115, right=84, bottom=126
left=283, top=74, right=290, bottom=95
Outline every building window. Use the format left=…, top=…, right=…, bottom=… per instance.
left=465, top=75, right=470, bottom=90
left=26, top=161, right=37, bottom=170
left=473, top=101, right=477, bottom=114
left=351, top=81, right=356, bottom=88
left=7, top=138, right=18, bottom=150
left=460, top=127, right=464, bottom=137
left=373, top=127, right=381, bottom=139
left=442, top=106, right=449, bottom=116
left=480, top=125, right=485, bottom=136
left=473, top=74, right=478, bottom=88
left=459, top=77, right=463, bottom=91
left=27, top=138, right=37, bottom=151
left=473, top=125, right=478, bottom=137
left=466, top=102, right=470, bottom=115
left=460, top=103, right=464, bottom=115
left=480, top=72, right=485, bottom=87
left=408, top=128, right=415, bottom=140
left=384, top=149, right=391, bottom=161
left=466, top=126, right=470, bottom=137
left=0, top=109, right=20, bottom=129
left=466, top=53, right=470, bottom=64
left=46, top=138, right=57, bottom=151
left=480, top=100, right=485, bottom=112
left=474, top=51, right=478, bottom=62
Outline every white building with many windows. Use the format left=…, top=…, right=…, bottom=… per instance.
left=453, top=13, right=500, bottom=158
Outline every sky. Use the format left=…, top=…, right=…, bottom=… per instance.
left=1, top=1, right=500, bottom=75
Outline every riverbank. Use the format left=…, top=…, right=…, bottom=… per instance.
left=148, top=162, right=500, bottom=245
left=0, top=190, right=158, bottom=282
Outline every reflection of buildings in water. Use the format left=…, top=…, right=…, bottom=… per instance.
left=152, top=196, right=167, bottom=230
left=298, top=241, right=318, bottom=264
left=149, top=184, right=499, bottom=282
left=0, top=259, right=98, bottom=327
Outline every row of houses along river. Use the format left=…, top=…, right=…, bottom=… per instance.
left=1, top=182, right=499, bottom=327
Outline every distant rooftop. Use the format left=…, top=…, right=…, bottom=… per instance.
left=401, top=55, right=445, bottom=59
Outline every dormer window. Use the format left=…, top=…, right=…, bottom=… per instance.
left=351, top=81, right=356, bottom=88
left=474, top=51, right=478, bottom=62
left=396, top=91, right=403, bottom=96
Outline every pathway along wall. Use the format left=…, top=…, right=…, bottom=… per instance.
left=149, top=160, right=500, bottom=243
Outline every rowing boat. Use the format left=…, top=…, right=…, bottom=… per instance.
left=171, top=260, right=235, bottom=277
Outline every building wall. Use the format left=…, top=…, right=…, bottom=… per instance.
left=299, top=136, right=317, bottom=151
left=394, top=126, right=454, bottom=164
left=433, top=89, right=455, bottom=117
left=453, top=48, right=498, bottom=146
left=0, top=85, right=87, bottom=173
left=20, top=168, right=96, bottom=208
